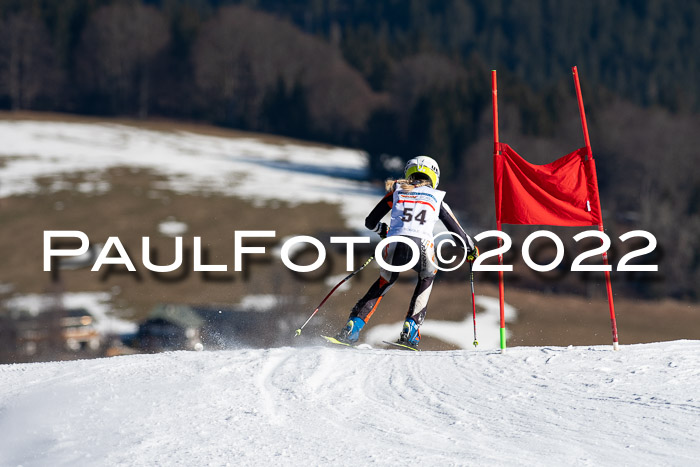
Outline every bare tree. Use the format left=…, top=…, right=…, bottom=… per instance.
left=388, top=54, right=468, bottom=136
left=594, top=101, right=700, bottom=298
left=76, top=3, right=170, bottom=117
left=193, top=6, right=376, bottom=134
left=0, top=12, right=62, bottom=110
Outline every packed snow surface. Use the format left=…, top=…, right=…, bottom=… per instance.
left=0, top=341, right=698, bottom=466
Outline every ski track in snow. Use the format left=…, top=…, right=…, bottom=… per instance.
left=0, top=341, right=698, bottom=466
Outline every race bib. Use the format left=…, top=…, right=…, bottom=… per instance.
left=388, top=186, right=445, bottom=240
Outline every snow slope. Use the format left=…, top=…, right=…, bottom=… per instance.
left=0, top=341, right=698, bottom=466
left=0, top=120, right=382, bottom=228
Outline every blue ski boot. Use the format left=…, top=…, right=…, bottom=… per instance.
left=335, top=317, right=365, bottom=344
left=399, top=318, right=421, bottom=347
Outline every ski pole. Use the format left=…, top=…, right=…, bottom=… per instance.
left=469, top=260, right=478, bottom=347
left=294, top=255, right=374, bottom=337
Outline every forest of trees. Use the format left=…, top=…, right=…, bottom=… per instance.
left=0, top=0, right=698, bottom=300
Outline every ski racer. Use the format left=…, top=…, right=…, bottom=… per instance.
left=335, top=155, right=478, bottom=348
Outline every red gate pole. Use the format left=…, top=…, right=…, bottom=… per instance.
left=492, top=70, right=507, bottom=353
left=572, top=66, right=620, bottom=351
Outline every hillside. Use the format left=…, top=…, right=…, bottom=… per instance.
left=1, top=113, right=699, bottom=361
left=0, top=341, right=698, bottom=466
left=3, top=2, right=700, bottom=301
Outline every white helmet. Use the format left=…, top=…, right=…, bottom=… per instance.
left=404, top=155, right=440, bottom=189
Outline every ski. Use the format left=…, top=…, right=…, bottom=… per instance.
left=320, top=335, right=373, bottom=349
left=321, top=335, right=354, bottom=347
left=382, top=340, right=420, bottom=352
left=321, top=335, right=417, bottom=351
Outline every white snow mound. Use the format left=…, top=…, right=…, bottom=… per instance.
left=0, top=340, right=698, bottom=466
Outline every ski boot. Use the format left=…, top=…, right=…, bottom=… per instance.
left=335, top=317, right=365, bottom=344
left=398, top=318, right=421, bottom=347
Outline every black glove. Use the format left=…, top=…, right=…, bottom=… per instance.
left=467, top=245, right=479, bottom=262
left=374, top=222, right=389, bottom=239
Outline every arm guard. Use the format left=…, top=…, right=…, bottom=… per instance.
left=439, top=202, right=475, bottom=252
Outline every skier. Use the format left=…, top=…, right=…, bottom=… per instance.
left=335, top=155, right=478, bottom=348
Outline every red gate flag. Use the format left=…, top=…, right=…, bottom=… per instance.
left=491, top=67, right=618, bottom=352
left=494, top=142, right=603, bottom=226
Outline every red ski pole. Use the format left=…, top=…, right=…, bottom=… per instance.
left=294, top=255, right=374, bottom=336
